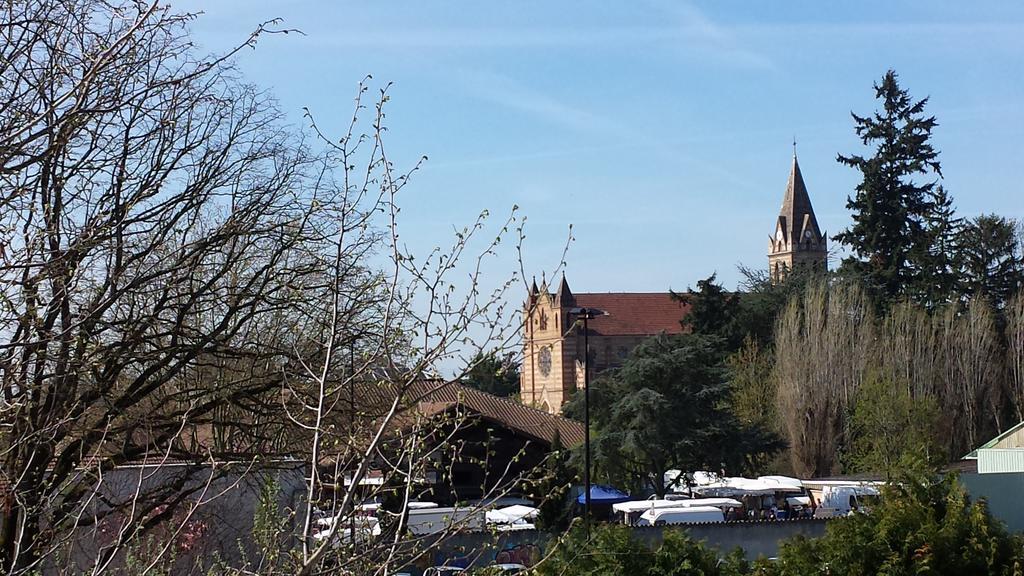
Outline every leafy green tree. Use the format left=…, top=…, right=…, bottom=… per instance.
left=563, top=334, right=782, bottom=497
left=845, top=371, right=942, bottom=479
left=959, top=214, right=1022, bottom=308
left=762, top=470, right=1024, bottom=576
left=530, top=431, right=576, bottom=533
left=533, top=524, right=750, bottom=576
left=835, top=69, right=947, bottom=307
left=728, top=337, right=782, bottom=475
left=461, top=350, right=520, bottom=397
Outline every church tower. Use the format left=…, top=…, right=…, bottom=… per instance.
left=769, top=152, right=827, bottom=282
left=520, top=274, right=688, bottom=415
left=521, top=275, right=579, bottom=413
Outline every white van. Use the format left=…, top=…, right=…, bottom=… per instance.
left=814, top=485, right=880, bottom=517
left=635, top=506, right=725, bottom=526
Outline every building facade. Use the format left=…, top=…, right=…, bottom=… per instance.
left=768, top=154, right=828, bottom=281
left=520, top=275, right=688, bottom=414
left=520, top=153, right=827, bottom=414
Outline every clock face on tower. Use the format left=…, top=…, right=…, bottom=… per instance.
left=775, top=229, right=784, bottom=242
left=538, top=347, right=552, bottom=376
left=804, top=229, right=813, bottom=239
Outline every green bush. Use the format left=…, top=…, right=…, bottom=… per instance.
left=531, top=469, right=1024, bottom=576
left=759, top=470, right=1024, bottom=576
left=531, top=524, right=749, bottom=576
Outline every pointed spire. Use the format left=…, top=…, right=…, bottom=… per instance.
left=770, top=147, right=828, bottom=282
left=527, top=276, right=540, bottom=307
left=555, top=272, right=574, bottom=306
left=777, top=154, right=821, bottom=244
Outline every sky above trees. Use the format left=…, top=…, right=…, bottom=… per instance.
left=178, top=0, right=1024, bottom=294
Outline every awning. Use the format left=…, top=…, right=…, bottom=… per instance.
left=577, top=484, right=630, bottom=505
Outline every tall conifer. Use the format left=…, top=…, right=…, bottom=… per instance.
left=836, top=70, right=944, bottom=306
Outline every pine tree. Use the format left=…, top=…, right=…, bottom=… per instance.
left=959, top=214, right=1023, bottom=308
left=461, top=350, right=520, bottom=397
left=672, top=273, right=742, bottom=350
left=835, top=70, right=945, bottom=307
left=914, top=185, right=963, bottom=308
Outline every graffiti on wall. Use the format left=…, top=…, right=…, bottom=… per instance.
left=494, top=543, right=541, bottom=567
left=421, top=551, right=471, bottom=570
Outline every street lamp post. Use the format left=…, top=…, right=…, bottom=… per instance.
left=570, top=306, right=604, bottom=537
left=349, top=342, right=356, bottom=548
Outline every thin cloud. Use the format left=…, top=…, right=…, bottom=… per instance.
left=296, top=17, right=775, bottom=71
left=640, top=0, right=777, bottom=71
left=450, top=68, right=622, bottom=135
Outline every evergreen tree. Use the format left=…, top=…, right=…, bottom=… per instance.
left=959, top=214, right=1022, bottom=308
left=461, top=350, right=520, bottom=397
left=836, top=70, right=945, bottom=307
left=914, top=185, right=963, bottom=308
left=531, top=431, right=576, bottom=533
left=677, top=267, right=821, bottom=352
left=563, top=333, right=782, bottom=497
left=672, top=273, right=742, bottom=349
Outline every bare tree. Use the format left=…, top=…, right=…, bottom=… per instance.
left=1008, top=291, right=1024, bottom=422
left=0, top=1, right=335, bottom=570
left=879, top=301, right=939, bottom=399
left=0, top=2, right=552, bottom=573
left=268, top=85, right=543, bottom=575
left=774, top=281, right=873, bottom=477
left=949, top=297, right=1003, bottom=450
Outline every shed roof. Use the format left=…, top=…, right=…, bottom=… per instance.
left=412, top=381, right=584, bottom=446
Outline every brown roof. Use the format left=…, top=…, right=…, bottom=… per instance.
left=944, top=459, right=979, bottom=475
left=409, top=381, right=584, bottom=447
left=573, top=293, right=688, bottom=336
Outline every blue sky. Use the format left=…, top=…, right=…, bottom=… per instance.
left=180, top=1, right=1024, bottom=298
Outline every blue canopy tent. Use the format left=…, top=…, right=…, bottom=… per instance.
left=576, top=484, right=630, bottom=505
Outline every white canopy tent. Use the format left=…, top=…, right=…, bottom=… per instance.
left=485, top=505, right=539, bottom=525
left=696, top=476, right=805, bottom=497
left=612, top=498, right=742, bottom=514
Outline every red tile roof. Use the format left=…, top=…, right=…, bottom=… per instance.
left=573, top=293, right=689, bottom=336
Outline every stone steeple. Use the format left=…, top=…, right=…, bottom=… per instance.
left=769, top=153, right=827, bottom=282
left=554, top=273, right=574, bottom=306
